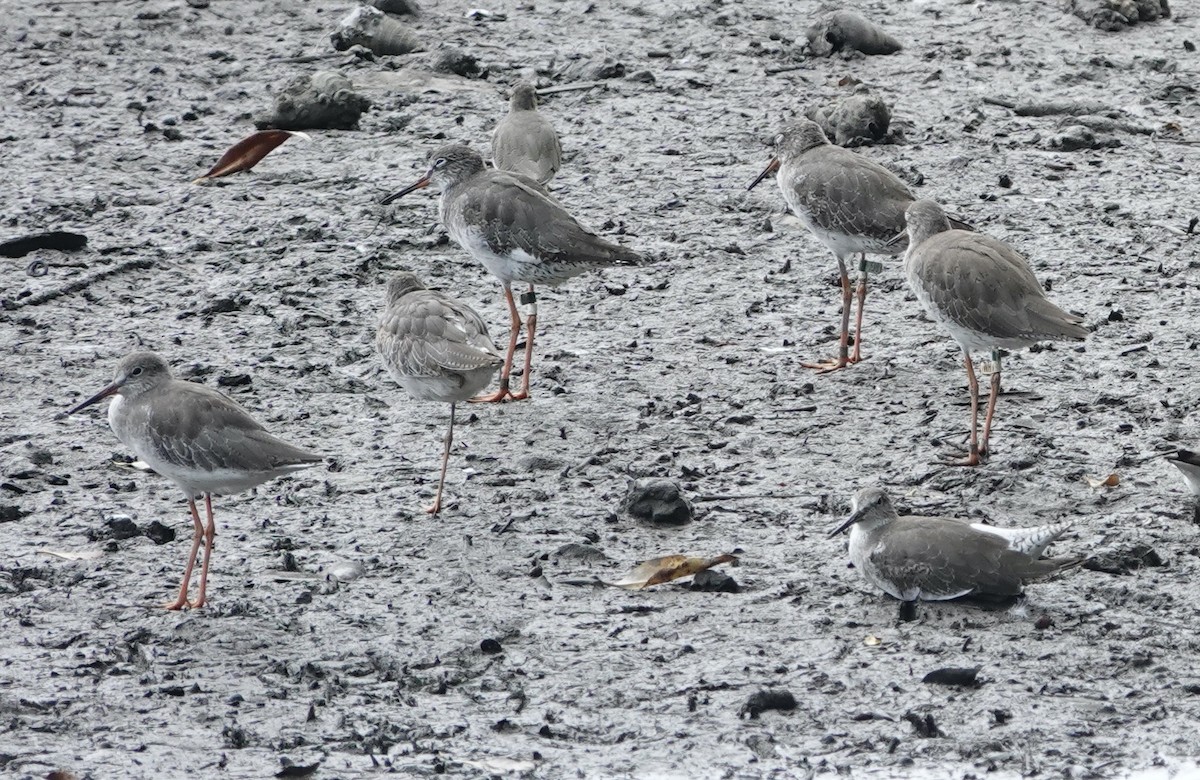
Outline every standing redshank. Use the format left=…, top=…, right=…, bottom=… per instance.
left=381, top=144, right=642, bottom=402
left=66, top=352, right=322, bottom=609
left=376, top=271, right=503, bottom=514
left=901, top=199, right=1088, bottom=466
left=748, top=119, right=965, bottom=372
left=830, top=487, right=1083, bottom=621
left=491, top=82, right=562, bottom=185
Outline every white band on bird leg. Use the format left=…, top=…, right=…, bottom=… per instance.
left=520, top=289, right=537, bottom=317
left=979, top=352, right=1001, bottom=375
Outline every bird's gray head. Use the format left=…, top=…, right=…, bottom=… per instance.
left=829, top=486, right=897, bottom=537
left=65, top=351, right=172, bottom=415
left=509, top=82, right=539, bottom=111
left=748, top=119, right=831, bottom=191
left=379, top=144, right=486, bottom=205
left=904, top=199, right=953, bottom=247
left=775, top=119, right=831, bottom=157
left=384, top=272, right=426, bottom=305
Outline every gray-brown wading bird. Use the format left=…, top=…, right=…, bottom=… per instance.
left=381, top=144, right=642, bottom=402
left=900, top=199, right=1087, bottom=466
left=748, top=119, right=968, bottom=373
left=491, top=82, right=562, bottom=185
left=376, top=272, right=502, bottom=514
left=830, top=487, right=1083, bottom=621
left=66, top=352, right=322, bottom=609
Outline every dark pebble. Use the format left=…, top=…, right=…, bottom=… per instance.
left=739, top=689, right=797, bottom=719
left=105, top=517, right=141, bottom=540
left=620, top=478, right=694, bottom=526
left=903, top=711, right=944, bottom=738
left=0, top=505, right=29, bottom=523
left=690, top=569, right=739, bottom=593
left=433, top=49, right=480, bottom=77
left=143, top=520, right=176, bottom=545
left=1034, top=614, right=1054, bottom=630
left=1083, top=544, right=1164, bottom=575
left=480, top=638, right=503, bottom=655
left=922, top=667, right=980, bottom=686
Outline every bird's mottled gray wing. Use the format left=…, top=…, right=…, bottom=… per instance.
left=452, top=172, right=642, bottom=268
left=908, top=231, right=1086, bottom=342
left=492, top=113, right=562, bottom=184
left=791, top=146, right=914, bottom=244
left=140, top=384, right=319, bottom=473
left=377, top=291, right=502, bottom=379
left=873, top=518, right=1030, bottom=598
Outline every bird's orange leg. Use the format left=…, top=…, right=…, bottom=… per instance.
left=802, top=257, right=853, bottom=373
left=427, top=403, right=455, bottom=515
left=943, top=352, right=983, bottom=467
left=472, top=285, right=519, bottom=403
left=190, top=494, right=217, bottom=609
left=850, top=262, right=869, bottom=364
left=510, top=286, right=537, bottom=401
left=163, top=498, right=205, bottom=610
left=980, top=352, right=1002, bottom=458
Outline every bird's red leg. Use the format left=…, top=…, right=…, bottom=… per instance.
left=472, top=285, right=519, bottom=403
left=850, top=258, right=869, bottom=364
left=163, top=498, right=205, bottom=610
left=802, top=256, right=852, bottom=373
left=980, top=352, right=1002, bottom=458
left=943, top=352, right=983, bottom=466
left=427, top=403, right=455, bottom=515
left=190, top=494, right=217, bottom=609
left=510, top=285, right=537, bottom=401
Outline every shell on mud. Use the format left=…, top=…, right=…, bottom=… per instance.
left=805, top=10, right=902, bottom=57
left=806, top=87, right=893, bottom=146
left=256, top=71, right=372, bottom=131
left=331, top=6, right=421, bottom=56
left=1066, top=0, right=1170, bottom=30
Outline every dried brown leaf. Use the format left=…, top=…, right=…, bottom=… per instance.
left=1085, top=473, right=1120, bottom=489
left=605, top=553, right=737, bottom=590
left=193, top=130, right=309, bottom=183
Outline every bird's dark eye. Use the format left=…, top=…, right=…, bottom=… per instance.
left=131, top=366, right=143, bottom=376
left=433, top=157, right=447, bottom=169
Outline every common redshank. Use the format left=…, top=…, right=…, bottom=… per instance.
left=491, top=82, right=562, bottom=185
left=381, top=144, right=642, bottom=402
left=830, top=487, right=1082, bottom=621
left=748, top=119, right=965, bottom=372
left=901, top=199, right=1088, bottom=466
left=376, top=272, right=502, bottom=514
left=66, top=352, right=322, bottom=609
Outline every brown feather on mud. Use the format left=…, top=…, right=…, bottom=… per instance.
left=193, top=130, right=310, bottom=183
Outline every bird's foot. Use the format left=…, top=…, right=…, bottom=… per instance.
left=162, top=596, right=190, bottom=611
left=801, top=355, right=856, bottom=374
left=470, top=387, right=515, bottom=403
left=938, top=446, right=985, bottom=467
left=425, top=500, right=442, bottom=515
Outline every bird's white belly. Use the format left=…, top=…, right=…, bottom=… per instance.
left=452, top=228, right=541, bottom=286
left=906, top=268, right=997, bottom=354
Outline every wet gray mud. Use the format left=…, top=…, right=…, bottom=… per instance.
left=2, top=0, right=1199, bottom=778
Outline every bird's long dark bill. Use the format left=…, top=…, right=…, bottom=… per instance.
left=380, top=176, right=430, bottom=205
left=885, top=230, right=907, bottom=249
left=747, top=158, right=780, bottom=191
left=828, top=509, right=864, bottom=538
left=66, top=383, right=119, bottom=415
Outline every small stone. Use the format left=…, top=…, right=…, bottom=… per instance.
left=690, top=569, right=739, bottom=593
left=433, top=48, right=480, bottom=77
left=620, top=478, right=694, bottom=526
left=143, top=520, right=176, bottom=545
left=739, top=689, right=797, bottom=719
left=105, top=516, right=141, bottom=540
left=480, top=638, right=503, bottom=655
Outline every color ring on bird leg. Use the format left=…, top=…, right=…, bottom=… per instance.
left=858, top=259, right=883, bottom=275
left=979, top=351, right=1002, bottom=375
left=520, top=289, right=537, bottom=317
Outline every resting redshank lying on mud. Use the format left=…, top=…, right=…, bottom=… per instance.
left=900, top=199, right=1087, bottom=466
left=66, top=352, right=322, bottom=609
left=1166, top=450, right=1200, bottom=496
left=491, top=82, right=562, bottom=185
left=748, top=119, right=967, bottom=373
left=376, top=272, right=502, bottom=514
left=381, top=144, right=642, bottom=402
left=830, top=487, right=1083, bottom=621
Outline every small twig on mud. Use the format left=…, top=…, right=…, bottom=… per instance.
left=982, top=96, right=1018, bottom=109
left=693, top=493, right=810, bottom=503
left=765, top=64, right=807, bottom=75
left=536, top=81, right=606, bottom=97
left=272, top=53, right=345, bottom=64
left=2, top=257, right=153, bottom=310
